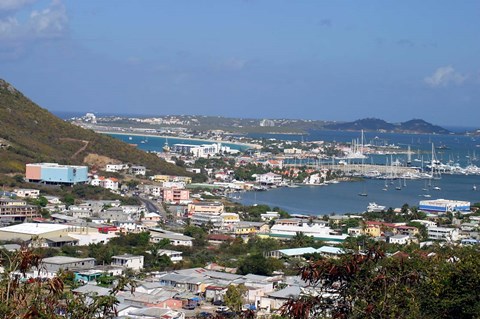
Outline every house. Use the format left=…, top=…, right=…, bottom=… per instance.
left=105, top=163, right=128, bottom=172
left=149, top=229, right=194, bottom=246
left=157, top=249, right=183, bottom=263
left=141, top=212, right=162, bottom=226
left=234, top=221, right=269, bottom=235
left=37, top=256, right=95, bottom=278
left=13, top=188, right=40, bottom=199
left=111, top=254, right=144, bottom=271
left=90, top=176, right=119, bottom=190
left=130, top=165, right=147, bottom=176
left=389, top=234, right=411, bottom=245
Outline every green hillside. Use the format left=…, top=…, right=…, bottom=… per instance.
left=0, top=79, right=189, bottom=176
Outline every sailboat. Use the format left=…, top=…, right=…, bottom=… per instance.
left=162, top=137, right=170, bottom=152
left=473, top=185, right=477, bottom=191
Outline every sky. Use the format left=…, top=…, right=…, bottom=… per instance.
left=1, top=0, right=479, bottom=127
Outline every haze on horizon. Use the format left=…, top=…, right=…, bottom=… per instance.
left=1, top=1, right=479, bottom=127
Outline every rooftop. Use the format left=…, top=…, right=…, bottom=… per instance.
left=0, top=223, right=69, bottom=235
left=43, top=256, right=95, bottom=265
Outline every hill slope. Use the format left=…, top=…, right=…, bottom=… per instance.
left=0, top=79, right=188, bottom=175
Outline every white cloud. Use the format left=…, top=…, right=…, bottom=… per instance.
left=0, top=0, right=67, bottom=40
left=0, top=0, right=36, bottom=13
left=0, top=16, right=19, bottom=38
left=424, top=66, right=467, bottom=88
left=29, top=0, right=68, bottom=38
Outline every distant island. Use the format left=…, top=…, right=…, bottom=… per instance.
left=71, top=113, right=453, bottom=135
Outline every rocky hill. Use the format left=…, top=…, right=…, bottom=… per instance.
left=324, top=118, right=450, bottom=134
left=0, top=79, right=189, bottom=175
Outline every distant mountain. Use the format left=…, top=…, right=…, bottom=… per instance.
left=324, top=118, right=450, bottom=134
left=0, top=79, right=189, bottom=175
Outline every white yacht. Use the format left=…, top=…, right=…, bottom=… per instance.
left=367, top=202, right=386, bottom=212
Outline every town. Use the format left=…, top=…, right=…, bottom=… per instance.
left=1, top=146, right=479, bottom=318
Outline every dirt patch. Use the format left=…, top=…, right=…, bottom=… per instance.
left=83, top=153, right=120, bottom=169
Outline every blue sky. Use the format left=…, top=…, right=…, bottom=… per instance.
left=1, top=1, right=479, bottom=126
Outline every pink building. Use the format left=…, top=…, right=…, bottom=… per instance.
left=160, top=188, right=190, bottom=204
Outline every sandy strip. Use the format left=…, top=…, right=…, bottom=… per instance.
left=97, top=130, right=262, bottom=149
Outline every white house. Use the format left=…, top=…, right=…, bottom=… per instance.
left=130, top=166, right=147, bottom=176
left=111, top=254, right=144, bottom=271
left=428, top=227, right=460, bottom=241
left=105, top=164, right=128, bottom=172
left=157, top=249, right=183, bottom=263
left=13, top=189, right=40, bottom=199
left=388, top=234, right=411, bottom=245
left=255, top=172, right=283, bottom=186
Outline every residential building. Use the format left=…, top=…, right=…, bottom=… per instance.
left=13, top=188, right=40, bottom=199
left=105, top=163, right=128, bottom=172
left=428, top=226, right=460, bottom=241
left=388, top=234, right=411, bottom=245
left=149, top=229, right=194, bottom=246
left=160, top=188, right=190, bottom=204
left=25, top=163, right=88, bottom=185
left=38, top=256, right=96, bottom=278
left=111, top=254, right=144, bottom=271
left=130, top=165, right=147, bottom=176
left=90, top=176, right=119, bottom=190
left=0, top=198, right=40, bottom=222
left=157, top=249, right=183, bottom=263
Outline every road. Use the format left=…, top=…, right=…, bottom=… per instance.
left=138, top=196, right=166, bottom=219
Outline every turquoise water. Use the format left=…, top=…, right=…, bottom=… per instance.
left=107, top=133, right=250, bottom=152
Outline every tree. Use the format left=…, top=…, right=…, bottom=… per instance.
left=281, top=244, right=480, bottom=319
left=224, top=284, right=247, bottom=312
left=237, top=253, right=279, bottom=276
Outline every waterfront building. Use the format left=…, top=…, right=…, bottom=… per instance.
left=255, top=172, right=283, bottom=186
left=26, top=163, right=88, bottom=185
left=269, top=218, right=347, bottom=242
left=172, top=143, right=238, bottom=157
left=419, top=199, right=471, bottom=213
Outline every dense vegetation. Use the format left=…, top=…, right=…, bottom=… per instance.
left=0, top=79, right=189, bottom=176
left=281, top=244, right=480, bottom=319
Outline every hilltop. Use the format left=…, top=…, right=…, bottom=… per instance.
left=324, top=118, right=451, bottom=134
left=0, top=79, right=188, bottom=176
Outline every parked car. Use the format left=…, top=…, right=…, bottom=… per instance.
left=216, top=306, right=230, bottom=313
left=212, top=300, right=225, bottom=306
left=182, top=304, right=196, bottom=310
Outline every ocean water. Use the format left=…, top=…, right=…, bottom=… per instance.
left=235, top=175, right=480, bottom=215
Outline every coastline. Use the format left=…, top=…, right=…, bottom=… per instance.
left=97, top=130, right=262, bottom=149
